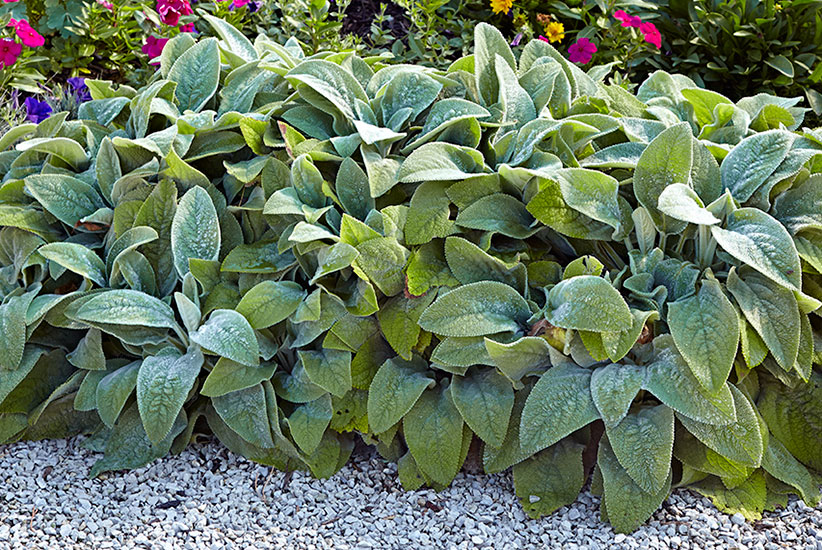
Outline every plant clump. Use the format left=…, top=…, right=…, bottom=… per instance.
left=1, top=21, right=822, bottom=533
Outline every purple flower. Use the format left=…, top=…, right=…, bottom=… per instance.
left=510, top=32, right=523, bottom=47
left=24, top=97, right=52, bottom=123
left=67, top=76, right=92, bottom=103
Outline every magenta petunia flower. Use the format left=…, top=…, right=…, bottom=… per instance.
left=180, top=23, right=197, bottom=33
left=0, top=38, right=22, bottom=68
left=639, top=21, right=662, bottom=48
left=613, top=10, right=641, bottom=28
left=156, top=0, right=192, bottom=26
left=14, top=20, right=45, bottom=48
left=568, top=38, right=597, bottom=64
left=142, top=35, right=169, bottom=65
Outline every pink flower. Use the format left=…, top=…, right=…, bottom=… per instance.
left=180, top=23, right=196, bottom=32
left=613, top=10, right=641, bottom=28
left=3, top=0, right=19, bottom=3
left=96, top=0, right=113, bottom=8
left=142, top=35, right=169, bottom=65
left=15, top=20, right=45, bottom=48
left=0, top=38, right=22, bottom=67
left=156, top=0, right=192, bottom=26
left=640, top=21, right=662, bottom=48
left=231, top=0, right=249, bottom=7
left=568, top=38, right=597, bottom=64
left=538, top=35, right=549, bottom=43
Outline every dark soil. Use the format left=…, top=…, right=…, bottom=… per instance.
left=337, top=0, right=410, bottom=44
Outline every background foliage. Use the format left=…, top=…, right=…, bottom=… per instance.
left=2, top=21, right=822, bottom=533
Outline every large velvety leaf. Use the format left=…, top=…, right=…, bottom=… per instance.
left=520, top=364, right=599, bottom=455
left=643, top=336, right=736, bottom=426
left=190, top=309, right=259, bottom=367
left=418, top=281, right=531, bottom=337
left=398, top=142, right=487, bottom=183
left=74, top=289, right=176, bottom=329
left=678, top=385, right=763, bottom=467
left=599, top=436, right=672, bottom=534
left=90, top=404, right=185, bottom=477
left=720, top=130, right=794, bottom=202
left=590, top=363, right=644, bottom=428
left=667, top=279, right=739, bottom=393
left=377, top=294, right=436, bottom=360
left=0, top=292, right=37, bottom=371
left=761, top=433, right=820, bottom=506
left=366, top=356, right=433, bottom=434
left=692, top=470, right=768, bottom=522
left=212, top=384, right=274, bottom=448
left=758, top=371, right=822, bottom=471
left=236, top=281, right=306, bottom=329
left=546, top=276, right=632, bottom=332
left=137, top=347, right=203, bottom=444
left=39, top=243, right=107, bottom=286
left=24, top=174, right=105, bottom=227
left=404, top=181, right=452, bottom=245
left=403, top=383, right=464, bottom=485
left=168, top=38, right=221, bottom=112
left=656, top=183, right=720, bottom=226
left=513, top=438, right=585, bottom=519
left=606, top=405, right=674, bottom=494
left=96, top=362, right=140, bottom=428
left=450, top=368, right=514, bottom=448
left=287, top=395, right=333, bottom=455
left=200, top=358, right=277, bottom=398
left=711, top=208, right=801, bottom=291
left=632, top=122, right=692, bottom=231
left=171, top=186, right=220, bottom=278
left=298, top=349, right=352, bottom=398
left=727, top=269, right=800, bottom=371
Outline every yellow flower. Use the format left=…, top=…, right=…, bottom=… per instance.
left=544, top=21, right=565, bottom=43
left=490, top=0, right=514, bottom=15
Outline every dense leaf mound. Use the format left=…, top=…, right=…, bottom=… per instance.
left=2, top=21, right=822, bottom=533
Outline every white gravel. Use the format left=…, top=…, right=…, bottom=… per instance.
left=1, top=437, right=821, bottom=550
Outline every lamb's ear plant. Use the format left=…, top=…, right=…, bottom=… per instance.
left=2, top=20, right=822, bottom=533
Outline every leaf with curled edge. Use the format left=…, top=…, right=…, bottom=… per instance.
left=590, top=363, right=644, bottom=428
left=727, top=268, right=799, bottom=372
left=642, top=335, right=736, bottom=426
left=90, top=404, right=186, bottom=477
left=598, top=435, right=672, bottom=533
left=418, top=281, right=531, bottom=337
left=450, top=368, right=514, bottom=448
left=191, top=309, right=259, bottom=367
left=403, top=383, right=464, bottom=486
left=171, top=186, right=220, bottom=278
left=677, top=385, right=763, bottom=468
left=137, top=347, right=203, bottom=444
left=513, top=438, right=585, bottom=519
left=366, top=356, right=434, bottom=434
left=519, top=364, right=599, bottom=455
left=711, top=208, right=801, bottom=292
left=668, top=279, right=739, bottom=394
left=606, top=404, right=674, bottom=494
left=212, top=383, right=275, bottom=449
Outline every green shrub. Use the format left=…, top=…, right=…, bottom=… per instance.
left=2, top=21, right=822, bottom=533
left=459, top=0, right=822, bottom=121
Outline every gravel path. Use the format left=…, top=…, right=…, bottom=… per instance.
left=1, top=438, right=820, bottom=550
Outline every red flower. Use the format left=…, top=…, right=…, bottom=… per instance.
left=15, top=20, right=45, bottom=48
left=640, top=21, right=662, bottom=49
left=156, top=0, right=192, bottom=26
left=568, top=38, right=597, bottom=64
left=0, top=38, right=22, bottom=67
left=613, top=10, right=641, bottom=28
left=142, top=35, right=169, bottom=65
